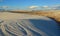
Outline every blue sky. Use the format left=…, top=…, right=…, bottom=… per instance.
left=0, top=0, right=60, bottom=10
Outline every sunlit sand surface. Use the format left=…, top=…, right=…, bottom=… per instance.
left=0, top=12, right=48, bottom=20
left=0, top=12, right=58, bottom=36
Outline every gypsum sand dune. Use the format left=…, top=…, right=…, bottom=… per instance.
left=0, top=12, right=58, bottom=36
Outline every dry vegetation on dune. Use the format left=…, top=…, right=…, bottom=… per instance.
left=35, top=12, right=60, bottom=25
left=10, top=10, right=60, bottom=24
left=31, top=11, right=60, bottom=22
left=31, top=11, right=60, bottom=24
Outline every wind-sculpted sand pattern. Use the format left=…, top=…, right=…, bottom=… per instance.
left=0, top=19, right=47, bottom=36
left=0, top=19, right=58, bottom=36
left=0, top=12, right=58, bottom=36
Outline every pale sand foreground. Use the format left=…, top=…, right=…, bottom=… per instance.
left=0, top=12, right=50, bottom=20
left=0, top=12, right=58, bottom=36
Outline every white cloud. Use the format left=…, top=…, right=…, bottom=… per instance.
left=43, top=6, right=48, bottom=8
left=52, top=5, right=60, bottom=7
left=2, top=6, right=8, bottom=8
left=29, top=6, right=39, bottom=9
left=42, top=5, right=60, bottom=10
left=0, top=6, right=9, bottom=9
left=50, top=8, right=56, bottom=10
left=50, top=5, right=60, bottom=10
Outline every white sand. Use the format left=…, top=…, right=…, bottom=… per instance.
left=0, top=12, right=58, bottom=36
left=0, top=12, right=51, bottom=20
